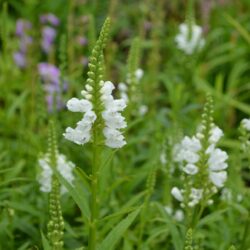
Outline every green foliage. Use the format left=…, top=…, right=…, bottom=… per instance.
left=1, top=1, right=250, bottom=250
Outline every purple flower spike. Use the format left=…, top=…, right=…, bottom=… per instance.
left=40, top=13, right=60, bottom=26
left=38, top=62, right=65, bottom=112
left=77, top=36, right=88, bottom=46
left=15, top=19, right=32, bottom=37
left=13, top=52, right=26, bottom=68
left=38, top=63, right=60, bottom=84
left=41, top=26, right=56, bottom=53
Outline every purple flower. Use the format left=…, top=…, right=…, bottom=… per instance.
left=38, top=63, right=65, bottom=112
left=40, top=13, right=60, bottom=26
left=38, top=63, right=60, bottom=83
left=41, top=26, right=56, bottom=53
left=13, top=52, right=26, bottom=68
left=77, top=36, right=88, bottom=46
left=80, top=56, right=89, bottom=67
left=14, top=19, right=32, bottom=69
left=15, top=19, right=32, bottom=37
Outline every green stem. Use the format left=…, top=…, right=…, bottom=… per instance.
left=240, top=216, right=250, bottom=250
left=89, top=128, right=101, bottom=250
left=138, top=195, right=150, bottom=247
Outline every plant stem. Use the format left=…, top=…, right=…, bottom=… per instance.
left=89, top=128, right=100, bottom=250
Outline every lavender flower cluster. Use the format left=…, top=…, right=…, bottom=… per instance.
left=40, top=13, right=59, bottom=54
left=38, top=63, right=67, bottom=112
left=13, top=19, right=33, bottom=68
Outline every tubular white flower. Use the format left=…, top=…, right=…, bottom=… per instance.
left=174, top=209, right=184, bottom=222
left=206, top=127, right=228, bottom=187
left=65, top=80, right=127, bottom=148
left=67, top=98, right=92, bottom=113
left=38, top=153, right=75, bottom=193
left=101, top=81, right=127, bottom=148
left=135, top=68, right=144, bottom=81
left=209, top=126, right=223, bottom=144
left=183, top=163, right=198, bottom=175
left=174, top=135, right=201, bottom=193
left=38, top=155, right=53, bottom=192
left=209, top=171, right=227, bottom=188
left=160, top=152, right=167, bottom=165
left=103, top=127, right=126, bottom=148
left=188, top=188, right=203, bottom=207
left=182, top=136, right=202, bottom=152
left=100, top=80, right=115, bottom=95
left=208, top=148, right=228, bottom=171
left=175, top=23, right=205, bottom=55
left=64, top=93, right=96, bottom=145
left=139, top=105, right=148, bottom=116
left=63, top=110, right=96, bottom=145
left=171, top=187, right=184, bottom=202
left=242, top=118, right=250, bottom=131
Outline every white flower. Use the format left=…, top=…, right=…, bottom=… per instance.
left=102, top=111, right=127, bottom=129
left=118, top=82, right=127, bottom=92
left=208, top=148, right=228, bottom=171
left=64, top=95, right=96, bottom=145
left=171, top=187, right=184, bottom=202
left=182, top=136, right=201, bottom=152
left=207, top=147, right=228, bottom=187
left=135, top=68, right=144, bottom=81
left=38, top=153, right=75, bottom=193
left=205, top=124, right=228, bottom=188
left=38, top=155, right=53, bottom=192
left=175, top=23, right=205, bottom=54
left=101, top=81, right=127, bottom=148
left=63, top=110, right=96, bottom=145
left=139, top=105, right=148, bottom=116
left=209, top=126, right=223, bottom=144
left=188, top=188, right=203, bottom=207
left=160, top=152, right=167, bottom=165
left=183, top=163, right=198, bottom=175
left=67, top=98, right=92, bottom=113
left=100, top=80, right=115, bottom=95
left=175, top=136, right=201, bottom=165
left=57, top=154, right=75, bottom=194
left=209, top=171, right=227, bottom=188
left=174, top=209, right=184, bottom=222
left=103, top=127, right=126, bottom=148
left=182, top=150, right=200, bottom=164
left=242, top=118, right=250, bottom=131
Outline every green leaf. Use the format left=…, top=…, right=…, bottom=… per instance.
left=54, top=170, right=90, bottom=220
left=98, top=207, right=141, bottom=250
left=41, top=232, right=51, bottom=250
left=225, top=14, right=250, bottom=44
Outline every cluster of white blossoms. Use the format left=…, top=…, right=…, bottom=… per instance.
left=175, top=136, right=201, bottom=175
left=206, top=126, right=228, bottom=187
left=241, top=118, right=250, bottom=131
left=171, top=124, right=228, bottom=207
left=171, top=186, right=203, bottom=208
left=118, top=68, right=148, bottom=117
left=64, top=80, right=127, bottom=148
left=38, top=153, right=75, bottom=193
left=118, top=68, right=144, bottom=104
left=64, top=98, right=96, bottom=145
left=100, top=81, right=127, bottom=148
left=164, top=206, right=184, bottom=222
left=175, top=23, right=205, bottom=54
